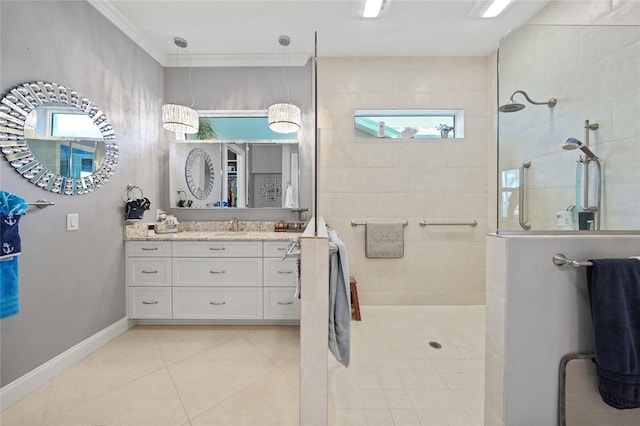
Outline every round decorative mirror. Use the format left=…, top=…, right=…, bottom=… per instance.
left=0, top=81, right=118, bottom=195
left=185, top=147, right=215, bottom=200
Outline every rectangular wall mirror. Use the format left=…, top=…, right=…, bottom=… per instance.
left=169, top=112, right=300, bottom=209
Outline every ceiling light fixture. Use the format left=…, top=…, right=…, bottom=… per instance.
left=469, top=0, right=514, bottom=18
left=162, top=37, right=199, bottom=134
left=268, top=35, right=301, bottom=134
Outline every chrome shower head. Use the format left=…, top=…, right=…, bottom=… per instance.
left=499, top=90, right=557, bottom=113
left=498, top=102, right=526, bottom=112
left=563, top=137, right=598, bottom=159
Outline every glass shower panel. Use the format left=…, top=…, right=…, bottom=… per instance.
left=497, top=25, right=640, bottom=232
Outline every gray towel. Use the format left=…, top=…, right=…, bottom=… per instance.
left=365, top=221, right=404, bottom=258
left=328, top=230, right=351, bottom=367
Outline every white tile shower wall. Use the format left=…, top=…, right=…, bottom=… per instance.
left=498, top=6, right=640, bottom=231
left=318, top=57, right=490, bottom=305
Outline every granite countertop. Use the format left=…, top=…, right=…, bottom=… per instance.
left=129, top=231, right=300, bottom=241
left=125, top=221, right=303, bottom=241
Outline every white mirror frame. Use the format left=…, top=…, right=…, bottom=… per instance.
left=0, top=81, right=118, bottom=195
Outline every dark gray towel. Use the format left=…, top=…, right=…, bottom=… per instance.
left=587, top=258, right=640, bottom=409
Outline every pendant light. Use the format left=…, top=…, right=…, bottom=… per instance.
left=162, top=37, right=199, bottom=134
left=268, top=35, right=301, bottom=134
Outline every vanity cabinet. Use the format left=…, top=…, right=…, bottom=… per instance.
left=125, top=240, right=299, bottom=322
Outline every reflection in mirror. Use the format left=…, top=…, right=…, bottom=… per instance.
left=169, top=112, right=299, bottom=209
left=170, top=142, right=299, bottom=209
left=24, top=106, right=105, bottom=178
left=185, top=147, right=215, bottom=200
left=0, top=81, right=117, bottom=195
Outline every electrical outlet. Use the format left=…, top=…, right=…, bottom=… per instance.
left=67, top=213, right=79, bottom=231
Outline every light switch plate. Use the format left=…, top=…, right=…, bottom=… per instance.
left=67, top=213, right=79, bottom=231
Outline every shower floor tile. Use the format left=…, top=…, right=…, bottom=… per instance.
left=329, top=305, right=485, bottom=426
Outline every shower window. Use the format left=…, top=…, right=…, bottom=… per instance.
left=354, top=109, right=464, bottom=139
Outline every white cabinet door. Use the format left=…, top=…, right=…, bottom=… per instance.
left=173, top=287, right=262, bottom=319
left=128, top=287, right=172, bottom=319
left=263, top=287, right=300, bottom=320
left=264, top=258, right=298, bottom=287
left=173, top=258, right=262, bottom=287
left=172, top=241, right=262, bottom=258
left=263, top=241, right=290, bottom=258
left=126, top=258, right=171, bottom=287
left=126, top=241, right=171, bottom=257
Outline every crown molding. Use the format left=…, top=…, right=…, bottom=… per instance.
left=87, top=0, right=166, bottom=65
left=165, top=53, right=312, bottom=68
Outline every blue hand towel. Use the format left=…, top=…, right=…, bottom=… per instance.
left=1, top=211, right=23, bottom=259
left=328, top=230, right=351, bottom=367
left=587, top=258, right=640, bottom=409
left=1, top=256, right=20, bottom=319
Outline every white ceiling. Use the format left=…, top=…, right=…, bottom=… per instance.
left=88, top=0, right=550, bottom=67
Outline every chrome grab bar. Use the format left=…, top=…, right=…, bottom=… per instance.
left=419, top=220, right=477, bottom=227
left=519, top=160, right=532, bottom=230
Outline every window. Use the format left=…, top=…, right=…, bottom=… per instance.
left=354, top=109, right=464, bottom=139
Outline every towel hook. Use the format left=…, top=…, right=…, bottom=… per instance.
left=126, top=184, right=144, bottom=200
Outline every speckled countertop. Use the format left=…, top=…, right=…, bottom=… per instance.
left=125, top=221, right=303, bottom=241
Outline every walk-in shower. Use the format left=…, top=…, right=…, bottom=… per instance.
left=499, top=90, right=557, bottom=112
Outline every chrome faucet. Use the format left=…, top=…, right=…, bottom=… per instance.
left=231, top=218, right=239, bottom=232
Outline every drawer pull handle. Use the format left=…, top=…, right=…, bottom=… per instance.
left=141, top=247, right=159, bottom=251
left=142, top=300, right=159, bottom=305
left=141, top=270, right=158, bottom=274
left=277, top=300, right=294, bottom=305
left=277, top=247, right=286, bottom=251
left=277, top=270, right=294, bottom=274
left=209, top=247, right=226, bottom=251
left=209, top=301, right=226, bottom=305
left=209, top=270, right=226, bottom=274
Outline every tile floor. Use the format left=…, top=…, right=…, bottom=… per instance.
left=329, top=305, right=486, bottom=426
left=1, top=305, right=485, bottom=426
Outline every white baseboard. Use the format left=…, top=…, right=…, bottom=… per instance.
left=0, top=317, right=131, bottom=411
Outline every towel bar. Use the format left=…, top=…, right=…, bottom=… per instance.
left=553, top=253, right=593, bottom=267
left=350, top=220, right=408, bottom=227
left=27, top=199, right=55, bottom=209
left=419, top=220, right=477, bottom=227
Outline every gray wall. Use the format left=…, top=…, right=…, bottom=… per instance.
left=0, top=1, right=164, bottom=386
left=164, top=65, right=314, bottom=222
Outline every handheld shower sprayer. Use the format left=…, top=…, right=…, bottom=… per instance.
left=562, top=137, right=598, bottom=160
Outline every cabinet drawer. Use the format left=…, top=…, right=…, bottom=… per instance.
left=172, top=241, right=262, bottom=258
left=263, top=287, right=300, bottom=320
left=126, top=241, right=171, bottom=257
left=264, top=258, right=298, bottom=286
left=173, top=258, right=262, bottom=287
left=263, top=241, right=291, bottom=258
left=173, top=287, right=262, bottom=319
left=128, top=287, right=172, bottom=319
left=126, top=258, right=171, bottom=287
